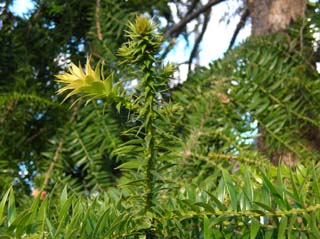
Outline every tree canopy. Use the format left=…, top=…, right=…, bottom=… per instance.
left=0, top=0, right=320, bottom=238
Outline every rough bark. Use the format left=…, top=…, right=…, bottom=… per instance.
left=249, top=0, right=306, bottom=36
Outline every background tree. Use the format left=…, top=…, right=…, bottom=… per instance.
left=0, top=0, right=320, bottom=237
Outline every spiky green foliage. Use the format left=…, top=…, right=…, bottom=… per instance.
left=2, top=15, right=320, bottom=238
left=1, top=164, right=320, bottom=238
left=56, top=16, right=178, bottom=237
left=1, top=1, right=320, bottom=238
left=173, top=32, right=320, bottom=168
left=39, top=102, right=122, bottom=193
left=0, top=0, right=190, bottom=200
left=0, top=0, right=96, bottom=197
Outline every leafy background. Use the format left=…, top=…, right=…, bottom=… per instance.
left=0, top=0, right=320, bottom=238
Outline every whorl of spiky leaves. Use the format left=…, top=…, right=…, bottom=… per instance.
left=55, top=57, right=113, bottom=105
left=118, top=16, right=162, bottom=64
left=161, top=63, right=175, bottom=79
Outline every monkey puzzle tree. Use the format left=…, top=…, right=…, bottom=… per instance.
left=0, top=0, right=184, bottom=197
left=1, top=0, right=320, bottom=237
left=1, top=13, right=320, bottom=238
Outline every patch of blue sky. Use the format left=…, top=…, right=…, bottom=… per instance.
left=9, top=0, right=35, bottom=18
left=165, top=0, right=251, bottom=83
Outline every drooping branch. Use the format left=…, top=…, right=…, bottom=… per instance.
left=0, top=100, right=16, bottom=125
left=188, top=10, right=211, bottom=72
left=41, top=138, right=64, bottom=191
left=32, top=5, right=42, bottom=19
left=96, top=0, right=103, bottom=41
left=228, top=8, right=250, bottom=50
left=186, top=0, right=201, bottom=16
left=165, top=0, right=226, bottom=38
left=41, top=108, right=77, bottom=190
left=25, top=127, right=48, bottom=144
left=160, top=0, right=201, bottom=60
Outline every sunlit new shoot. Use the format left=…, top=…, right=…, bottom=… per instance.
left=55, top=57, right=113, bottom=105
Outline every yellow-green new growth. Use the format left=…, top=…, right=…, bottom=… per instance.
left=55, top=57, right=113, bottom=105
left=118, top=16, right=162, bottom=64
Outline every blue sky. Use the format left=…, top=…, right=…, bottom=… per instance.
left=9, top=0, right=34, bottom=17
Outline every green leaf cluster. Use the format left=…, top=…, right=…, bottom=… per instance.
left=1, top=4, right=320, bottom=238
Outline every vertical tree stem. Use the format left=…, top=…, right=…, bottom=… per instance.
left=144, top=85, right=156, bottom=213
left=143, top=69, right=157, bottom=239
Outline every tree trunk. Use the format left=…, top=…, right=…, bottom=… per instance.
left=249, top=0, right=306, bottom=36
left=249, top=0, right=308, bottom=165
